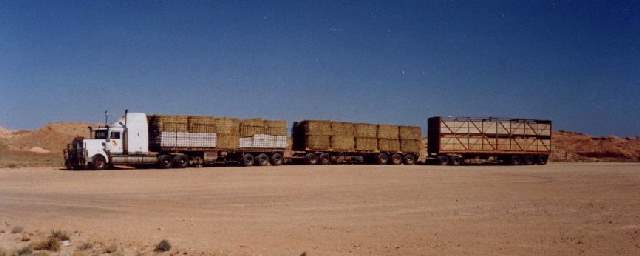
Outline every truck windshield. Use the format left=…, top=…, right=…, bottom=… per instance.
left=94, top=130, right=108, bottom=139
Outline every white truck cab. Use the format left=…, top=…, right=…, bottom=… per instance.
left=64, top=111, right=149, bottom=169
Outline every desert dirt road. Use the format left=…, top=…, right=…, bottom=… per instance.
left=0, top=163, right=639, bottom=255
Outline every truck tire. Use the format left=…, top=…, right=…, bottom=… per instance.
left=270, top=153, right=284, bottom=166
left=449, top=156, right=463, bottom=166
left=305, top=153, right=318, bottom=165
left=157, top=155, right=173, bottom=169
left=173, top=155, right=189, bottom=168
left=91, top=155, right=107, bottom=170
left=242, top=153, right=255, bottom=167
left=524, top=157, right=534, bottom=165
left=256, top=153, right=270, bottom=166
left=390, top=153, right=402, bottom=165
left=376, top=153, right=388, bottom=165
left=403, top=154, right=416, bottom=165
left=536, top=156, right=548, bottom=165
left=319, top=153, right=331, bottom=165
left=438, top=156, right=449, bottom=165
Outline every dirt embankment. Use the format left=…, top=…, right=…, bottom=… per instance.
left=0, top=123, right=94, bottom=167
left=551, top=130, right=640, bottom=162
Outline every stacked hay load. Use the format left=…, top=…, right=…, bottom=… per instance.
left=377, top=124, right=400, bottom=151
left=354, top=123, right=377, bottom=151
left=148, top=115, right=189, bottom=149
left=239, top=118, right=287, bottom=148
left=399, top=126, right=422, bottom=154
left=292, top=120, right=332, bottom=150
left=214, top=117, right=241, bottom=149
left=330, top=122, right=355, bottom=151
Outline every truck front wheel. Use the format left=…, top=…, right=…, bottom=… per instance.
left=91, top=155, right=107, bottom=170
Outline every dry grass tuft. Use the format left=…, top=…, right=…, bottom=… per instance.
left=77, top=241, right=93, bottom=251
left=103, top=243, right=119, bottom=254
left=14, top=246, right=32, bottom=256
left=31, top=236, right=61, bottom=252
left=154, top=239, right=171, bottom=252
left=49, top=230, right=70, bottom=241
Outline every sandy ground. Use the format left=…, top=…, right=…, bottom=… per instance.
left=0, top=163, right=639, bottom=255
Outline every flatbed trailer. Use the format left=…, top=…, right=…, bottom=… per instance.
left=291, top=120, right=421, bottom=165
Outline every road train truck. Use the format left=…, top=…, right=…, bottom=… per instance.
left=64, top=111, right=288, bottom=169
left=427, top=116, right=552, bottom=165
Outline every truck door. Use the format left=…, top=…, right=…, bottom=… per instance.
left=107, top=131, right=124, bottom=154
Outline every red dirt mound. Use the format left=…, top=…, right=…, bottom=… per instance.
left=551, top=131, right=640, bottom=162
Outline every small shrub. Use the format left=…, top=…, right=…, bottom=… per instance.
left=77, top=242, right=93, bottom=250
left=31, top=236, right=60, bottom=252
left=49, top=230, right=70, bottom=241
left=14, top=246, right=32, bottom=256
left=11, top=226, right=24, bottom=234
left=154, top=239, right=171, bottom=252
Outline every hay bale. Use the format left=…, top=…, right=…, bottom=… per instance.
left=399, top=126, right=421, bottom=140
left=302, top=120, right=332, bottom=136
left=378, top=139, right=400, bottom=152
left=377, top=125, right=399, bottom=139
left=354, top=123, right=377, bottom=138
left=188, top=116, right=217, bottom=133
left=331, top=135, right=354, bottom=151
left=305, top=135, right=331, bottom=150
left=331, top=122, right=354, bottom=136
left=216, top=134, right=239, bottom=149
left=265, top=120, right=287, bottom=136
left=355, top=137, right=377, bottom=151
left=215, top=118, right=240, bottom=135
left=148, top=115, right=188, bottom=132
left=400, top=139, right=421, bottom=153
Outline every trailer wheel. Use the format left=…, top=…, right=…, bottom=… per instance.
left=510, top=157, right=521, bottom=165
left=157, top=154, right=173, bottom=169
left=305, top=153, right=318, bottom=165
left=390, top=153, right=402, bottom=165
left=438, top=156, right=449, bottom=165
left=242, top=153, right=255, bottom=166
left=91, top=155, right=107, bottom=170
left=173, top=155, right=189, bottom=168
left=256, top=153, right=270, bottom=166
left=319, top=153, right=331, bottom=165
left=449, top=156, right=463, bottom=166
left=524, top=157, right=534, bottom=165
left=536, top=156, right=548, bottom=165
left=270, top=153, right=284, bottom=166
left=403, top=154, right=416, bottom=165
left=375, top=153, right=389, bottom=165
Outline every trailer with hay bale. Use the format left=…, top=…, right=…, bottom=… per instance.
left=290, top=120, right=421, bottom=165
left=427, top=116, right=551, bottom=165
left=64, top=110, right=288, bottom=170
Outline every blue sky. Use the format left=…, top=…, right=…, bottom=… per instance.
left=1, top=0, right=638, bottom=135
